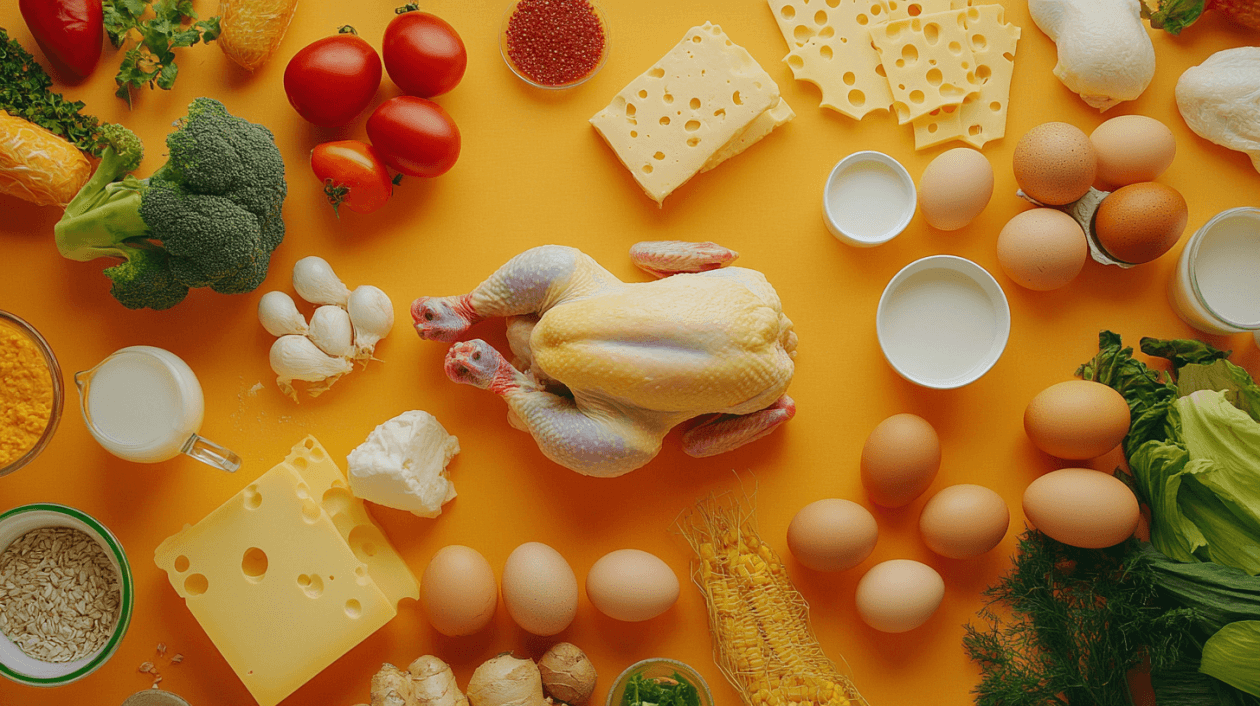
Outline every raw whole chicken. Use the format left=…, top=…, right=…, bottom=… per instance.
left=411, top=242, right=797, bottom=477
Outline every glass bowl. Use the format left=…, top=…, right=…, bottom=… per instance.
left=606, top=658, right=715, bottom=706
left=0, top=311, right=63, bottom=479
left=0, top=503, right=134, bottom=686
left=499, top=0, right=610, bottom=90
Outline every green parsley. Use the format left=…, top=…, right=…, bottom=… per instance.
left=103, top=0, right=221, bottom=106
left=622, top=673, right=702, bottom=706
left=0, top=29, right=109, bottom=156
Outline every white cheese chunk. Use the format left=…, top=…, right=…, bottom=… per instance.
left=348, top=410, right=460, bottom=518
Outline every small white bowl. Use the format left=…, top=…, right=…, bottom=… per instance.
left=823, top=151, right=917, bottom=247
left=876, top=255, right=1010, bottom=389
left=0, top=504, right=133, bottom=687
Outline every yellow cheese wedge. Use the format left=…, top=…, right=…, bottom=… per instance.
left=155, top=437, right=416, bottom=706
left=912, top=104, right=966, bottom=149
left=702, top=98, right=795, bottom=173
left=957, top=5, right=1021, bottom=148
left=590, top=22, right=781, bottom=205
left=869, top=10, right=982, bottom=124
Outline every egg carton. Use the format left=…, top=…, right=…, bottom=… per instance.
left=1016, top=187, right=1133, bottom=269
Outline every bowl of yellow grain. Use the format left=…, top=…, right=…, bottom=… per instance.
left=0, top=311, right=63, bottom=478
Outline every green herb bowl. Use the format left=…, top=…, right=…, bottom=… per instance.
left=0, top=311, right=64, bottom=479
left=606, top=658, right=715, bottom=706
left=0, top=503, right=134, bottom=687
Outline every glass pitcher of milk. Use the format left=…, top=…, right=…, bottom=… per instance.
left=1170, top=208, right=1260, bottom=336
left=74, top=346, right=240, bottom=472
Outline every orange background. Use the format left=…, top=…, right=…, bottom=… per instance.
left=2, top=1, right=1258, bottom=705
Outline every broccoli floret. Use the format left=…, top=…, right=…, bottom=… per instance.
left=53, top=97, right=287, bottom=311
left=104, top=246, right=190, bottom=310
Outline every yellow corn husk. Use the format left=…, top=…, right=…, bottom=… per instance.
left=679, top=492, right=869, bottom=706
left=218, top=0, right=299, bottom=71
left=0, top=111, right=91, bottom=208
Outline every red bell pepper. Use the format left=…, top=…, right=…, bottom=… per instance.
left=19, top=0, right=103, bottom=79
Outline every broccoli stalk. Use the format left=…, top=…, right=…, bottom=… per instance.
left=54, top=98, right=288, bottom=311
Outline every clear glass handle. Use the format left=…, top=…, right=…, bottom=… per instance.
left=181, top=434, right=241, bottom=473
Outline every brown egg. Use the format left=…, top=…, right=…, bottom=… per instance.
left=1095, top=183, right=1189, bottom=264
left=919, top=484, right=1010, bottom=559
left=787, top=499, right=879, bottom=572
left=1022, top=468, right=1139, bottom=548
left=918, top=148, right=995, bottom=231
left=421, top=545, right=498, bottom=637
left=997, top=208, right=1088, bottom=291
left=860, top=413, right=941, bottom=508
left=1090, top=115, right=1176, bottom=186
left=1013, top=122, right=1097, bottom=206
left=1024, top=380, right=1131, bottom=460
left=854, top=560, right=945, bottom=633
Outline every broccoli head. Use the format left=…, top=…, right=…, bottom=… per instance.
left=54, top=97, right=287, bottom=311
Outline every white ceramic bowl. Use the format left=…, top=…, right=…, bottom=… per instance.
left=0, top=504, right=133, bottom=687
left=823, top=151, right=917, bottom=247
left=876, top=255, right=1010, bottom=389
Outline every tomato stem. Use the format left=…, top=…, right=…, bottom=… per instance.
left=323, top=179, right=350, bottom=219
left=395, top=4, right=422, bottom=15
left=392, top=173, right=404, bottom=186
left=337, top=25, right=359, bottom=35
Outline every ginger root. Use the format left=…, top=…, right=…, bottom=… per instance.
left=410, top=655, right=471, bottom=706
left=538, top=643, right=596, bottom=705
left=467, top=654, right=548, bottom=706
left=372, top=663, right=413, bottom=706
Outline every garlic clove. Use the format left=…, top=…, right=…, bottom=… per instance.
left=347, top=285, right=395, bottom=361
left=269, top=335, right=353, bottom=402
left=258, top=291, right=308, bottom=337
left=293, top=256, right=352, bottom=307
left=308, top=305, right=355, bottom=358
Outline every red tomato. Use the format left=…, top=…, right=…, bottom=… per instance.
left=366, top=97, right=461, bottom=178
left=310, top=141, right=394, bottom=216
left=284, top=28, right=382, bottom=127
left=382, top=8, right=467, bottom=98
left=19, top=0, right=103, bottom=79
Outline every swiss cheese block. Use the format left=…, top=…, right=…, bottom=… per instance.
left=702, top=98, right=795, bottom=172
left=155, top=438, right=415, bottom=706
left=912, top=104, right=965, bottom=149
left=957, top=5, right=1020, bottom=148
left=869, top=10, right=981, bottom=123
left=590, top=22, right=779, bottom=205
left=770, top=0, right=893, bottom=119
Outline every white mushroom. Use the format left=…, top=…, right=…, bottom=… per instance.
left=269, top=335, right=353, bottom=401
left=308, top=305, right=354, bottom=358
left=293, top=256, right=351, bottom=307
left=257, top=291, right=308, bottom=337
left=347, top=285, right=395, bottom=361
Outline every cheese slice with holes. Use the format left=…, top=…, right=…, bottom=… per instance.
left=590, top=22, right=780, bottom=205
left=870, top=10, right=982, bottom=123
left=770, top=0, right=893, bottom=120
left=155, top=437, right=416, bottom=706
left=912, top=104, right=966, bottom=149
left=957, top=4, right=1020, bottom=148
left=702, top=98, right=795, bottom=172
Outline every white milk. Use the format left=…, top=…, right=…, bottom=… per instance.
left=825, top=160, right=913, bottom=242
left=881, top=268, right=1000, bottom=383
left=81, top=347, right=204, bottom=463
left=1171, top=208, right=1260, bottom=335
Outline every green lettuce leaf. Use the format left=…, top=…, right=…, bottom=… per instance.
left=1141, top=336, right=1231, bottom=373
left=1131, top=436, right=1204, bottom=563
left=1201, top=621, right=1260, bottom=697
left=1179, top=360, right=1260, bottom=422
left=1077, top=331, right=1179, bottom=456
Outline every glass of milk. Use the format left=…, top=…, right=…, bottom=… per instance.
left=1170, top=208, right=1260, bottom=336
left=74, top=347, right=240, bottom=472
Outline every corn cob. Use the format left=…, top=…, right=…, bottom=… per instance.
left=679, top=493, right=868, bottom=706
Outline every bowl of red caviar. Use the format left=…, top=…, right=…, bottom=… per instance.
left=500, top=0, right=610, bottom=90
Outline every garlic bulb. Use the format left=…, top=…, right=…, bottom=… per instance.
left=269, top=334, right=353, bottom=401
left=293, top=256, right=351, bottom=307
left=308, top=305, right=354, bottom=358
left=258, top=291, right=308, bottom=337
left=347, top=285, right=394, bottom=360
